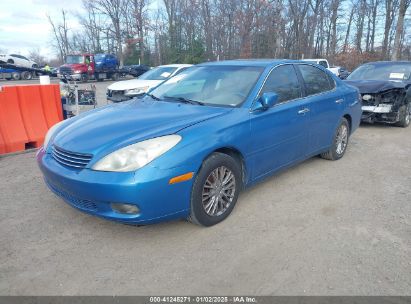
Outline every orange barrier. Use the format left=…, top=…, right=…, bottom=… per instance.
left=0, top=84, right=63, bottom=154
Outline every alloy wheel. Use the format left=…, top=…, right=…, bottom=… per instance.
left=336, top=124, right=348, bottom=155
left=201, top=166, right=236, bottom=217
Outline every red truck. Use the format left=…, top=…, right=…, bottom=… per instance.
left=58, top=53, right=121, bottom=82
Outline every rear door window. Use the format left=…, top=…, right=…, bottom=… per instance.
left=297, top=64, right=333, bottom=96
left=260, top=64, right=302, bottom=103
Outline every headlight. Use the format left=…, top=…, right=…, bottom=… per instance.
left=124, top=86, right=149, bottom=96
left=362, top=94, right=372, bottom=101
left=74, top=70, right=82, bottom=74
left=92, top=135, right=182, bottom=172
left=44, top=120, right=65, bottom=149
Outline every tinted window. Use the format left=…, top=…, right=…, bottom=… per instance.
left=298, top=65, right=332, bottom=95
left=260, top=65, right=301, bottom=103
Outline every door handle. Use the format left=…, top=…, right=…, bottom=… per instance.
left=335, top=98, right=344, bottom=104
left=298, top=108, right=310, bottom=114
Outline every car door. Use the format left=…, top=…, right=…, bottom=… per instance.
left=296, top=64, right=344, bottom=154
left=249, top=64, right=311, bottom=180
left=16, top=55, right=28, bottom=67
left=10, top=54, right=22, bottom=66
left=20, top=55, right=31, bottom=67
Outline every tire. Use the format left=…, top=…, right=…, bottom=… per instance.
left=7, top=59, right=14, bottom=64
left=80, top=73, right=89, bottom=83
left=396, top=104, right=410, bottom=128
left=111, top=73, right=119, bottom=81
left=189, top=152, right=242, bottom=227
left=321, top=117, right=350, bottom=161
left=21, top=71, right=33, bottom=80
left=12, top=72, right=21, bottom=80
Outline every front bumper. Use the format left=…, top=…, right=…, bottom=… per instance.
left=362, top=105, right=393, bottom=114
left=58, top=73, right=82, bottom=81
left=37, top=148, right=192, bottom=225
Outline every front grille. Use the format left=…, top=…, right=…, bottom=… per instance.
left=59, top=66, right=73, bottom=75
left=52, top=145, right=93, bottom=169
left=47, top=181, right=98, bottom=211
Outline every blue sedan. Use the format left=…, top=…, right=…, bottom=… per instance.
left=37, top=60, right=362, bottom=226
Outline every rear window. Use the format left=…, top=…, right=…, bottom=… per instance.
left=298, top=65, right=333, bottom=96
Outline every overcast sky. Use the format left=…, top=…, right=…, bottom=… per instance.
left=0, top=0, right=84, bottom=57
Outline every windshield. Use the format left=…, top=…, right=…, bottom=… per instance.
left=138, top=66, right=178, bottom=80
left=66, top=55, right=84, bottom=64
left=348, top=63, right=411, bottom=81
left=149, top=65, right=264, bottom=107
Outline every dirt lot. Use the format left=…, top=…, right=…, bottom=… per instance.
left=0, top=79, right=410, bottom=295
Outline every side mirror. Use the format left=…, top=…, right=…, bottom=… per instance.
left=258, top=92, right=279, bottom=110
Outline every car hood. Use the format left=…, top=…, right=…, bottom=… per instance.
left=53, top=98, right=231, bottom=155
left=107, top=79, right=162, bottom=91
left=344, top=79, right=408, bottom=93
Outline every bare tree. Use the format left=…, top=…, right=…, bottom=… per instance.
left=392, top=0, right=411, bottom=60
left=90, top=0, right=127, bottom=66
left=382, top=0, right=399, bottom=59
left=343, top=6, right=355, bottom=52
left=47, top=10, right=70, bottom=60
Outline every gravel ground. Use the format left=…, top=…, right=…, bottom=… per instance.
left=1, top=77, right=411, bottom=295
left=0, top=122, right=410, bottom=295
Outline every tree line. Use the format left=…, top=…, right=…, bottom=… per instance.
left=47, top=0, right=411, bottom=70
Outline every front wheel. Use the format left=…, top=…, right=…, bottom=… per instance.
left=396, top=104, right=410, bottom=128
left=321, top=117, right=350, bottom=161
left=189, top=153, right=242, bottom=227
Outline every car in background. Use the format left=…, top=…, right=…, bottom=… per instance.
left=123, top=64, right=150, bottom=77
left=302, top=58, right=347, bottom=78
left=345, top=61, right=411, bottom=127
left=106, top=64, right=192, bottom=102
left=0, top=54, right=38, bottom=68
left=38, top=59, right=361, bottom=226
left=338, top=67, right=350, bottom=79
left=95, top=53, right=119, bottom=70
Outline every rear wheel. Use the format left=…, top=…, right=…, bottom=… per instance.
left=189, top=153, right=242, bottom=227
left=396, top=104, right=410, bottom=128
left=321, top=117, right=350, bottom=161
left=12, top=72, right=21, bottom=80
left=21, top=71, right=33, bottom=80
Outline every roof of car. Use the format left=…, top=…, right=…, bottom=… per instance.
left=362, top=61, right=411, bottom=66
left=158, top=64, right=193, bottom=68
left=198, top=59, right=300, bottom=67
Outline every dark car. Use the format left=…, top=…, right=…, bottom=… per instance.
left=338, top=67, right=350, bottom=79
left=345, top=61, right=411, bottom=127
left=123, top=64, right=150, bottom=77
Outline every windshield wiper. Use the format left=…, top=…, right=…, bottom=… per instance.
left=163, top=96, right=205, bottom=106
left=146, top=93, right=160, bottom=101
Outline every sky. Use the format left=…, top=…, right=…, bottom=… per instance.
left=0, top=0, right=84, bottom=57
